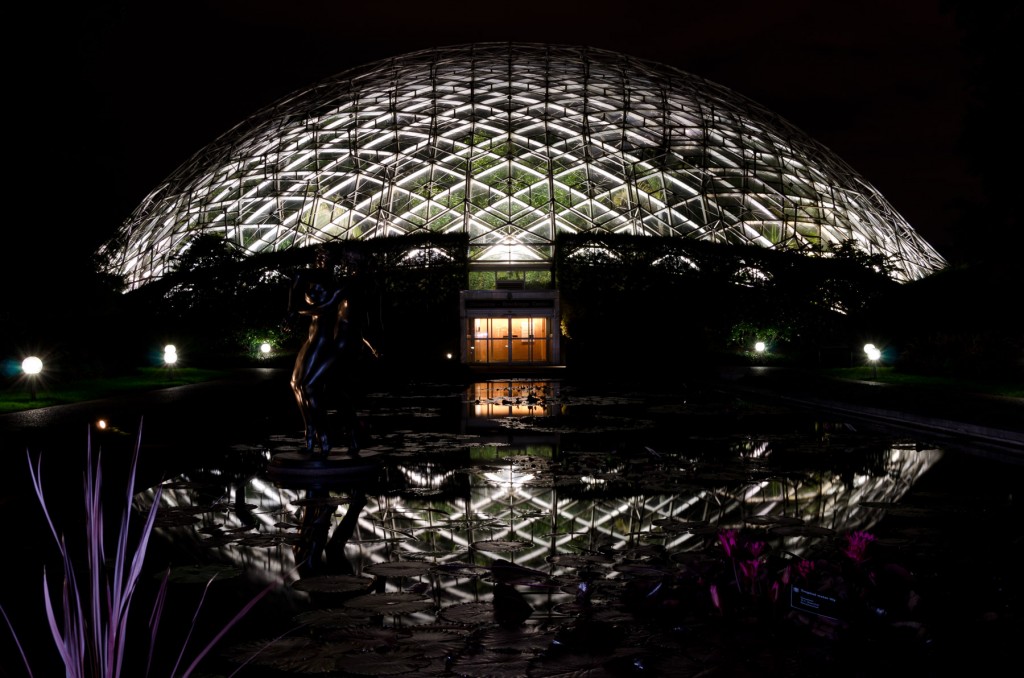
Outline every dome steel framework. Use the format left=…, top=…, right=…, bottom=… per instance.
left=103, top=43, right=946, bottom=287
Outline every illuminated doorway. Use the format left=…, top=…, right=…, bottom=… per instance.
left=460, top=290, right=561, bottom=366
left=468, top=317, right=550, bottom=364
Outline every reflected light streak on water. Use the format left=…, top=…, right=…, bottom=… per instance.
left=144, top=441, right=942, bottom=612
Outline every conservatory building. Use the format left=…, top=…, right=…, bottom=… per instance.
left=100, top=43, right=946, bottom=367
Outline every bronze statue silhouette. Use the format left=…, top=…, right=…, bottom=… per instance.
left=287, top=250, right=377, bottom=455
left=293, top=487, right=368, bottom=576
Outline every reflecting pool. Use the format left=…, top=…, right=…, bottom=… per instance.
left=5, top=376, right=1020, bottom=677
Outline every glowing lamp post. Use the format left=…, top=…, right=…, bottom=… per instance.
left=864, top=343, right=881, bottom=379
left=164, top=344, right=178, bottom=379
left=260, top=342, right=272, bottom=356
left=754, top=341, right=766, bottom=354
left=22, top=356, right=43, bottom=400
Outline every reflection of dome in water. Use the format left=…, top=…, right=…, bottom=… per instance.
left=103, top=43, right=946, bottom=287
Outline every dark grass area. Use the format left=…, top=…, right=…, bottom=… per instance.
left=0, top=367, right=235, bottom=414
left=820, top=366, right=1024, bottom=398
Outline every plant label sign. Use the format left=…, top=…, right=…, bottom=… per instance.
left=790, top=585, right=842, bottom=620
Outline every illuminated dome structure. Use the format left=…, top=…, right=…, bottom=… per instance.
left=103, top=42, right=946, bottom=289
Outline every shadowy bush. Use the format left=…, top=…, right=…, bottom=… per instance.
left=878, top=263, right=1024, bottom=379
left=555, top=233, right=898, bottom=374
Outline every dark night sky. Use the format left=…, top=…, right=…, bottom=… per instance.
left=8, top=0, right=1013, bottom=290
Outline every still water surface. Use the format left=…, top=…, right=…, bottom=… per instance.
left=6, top=377, right=1021, bottom=677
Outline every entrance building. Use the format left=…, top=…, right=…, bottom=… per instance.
left=459, top=289, right=561, bottom=367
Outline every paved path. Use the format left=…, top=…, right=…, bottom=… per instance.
left=711, top=366, right=1024, bottom=457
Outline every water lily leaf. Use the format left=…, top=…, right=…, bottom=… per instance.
left=344, top=592, right=435, bottom=615
left=439, top=602, right=499, bottom=626
left=612, top=562, right=671, bottom=577
left=744, top=515, right=804, bottom=526
left=686, top=524, right=723, bottom=535
left=651, top=518, right=711, bottom=533
left=434, top=561, right=492, bottom=578
left=154, top=512, right=202, bottom=527
left=236, top=534, right=289, bottom=547
left=769, top=525, right=836, bottom=537
left=528, top=646, right=642, bottom=676
left=292, top=495, right=350, bottom=507
left=320, top=625, right=402, bottom=652
left=860, top=504, right=943, bottom=519
left=293, top=607, right=369, bottom=628
left=448, top=649, right=532, bottom=677
left=221, top=636, right=351, bottom=672
left=365, top=561, right=434, bottom=578
left=546, top=553, right=614, bottom=568
left=471, top=539, right=532, bottom=553
left=337, top=647, right=432, bottom=676
left=401, top=626, right=471, bottom=657
left=292, top=574, right=375, bottom=594
left=485, top=559, right=552, bottom=585
left=512, top=509, right=550, bottom=519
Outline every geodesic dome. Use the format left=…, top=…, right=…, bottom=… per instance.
left=102, top=42, right=946, bottom=288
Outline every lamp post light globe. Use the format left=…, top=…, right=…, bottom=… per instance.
left=260, top=342, right=272, bottom=356
left=754, top=341, right=766, bottom=353
left=163, top=344, right=178, bottom=380
left=863, top=343, right=881, bottom=379
left=22, top=356, right=42, bottom=375
left=22, top=356, right=43, bottom=400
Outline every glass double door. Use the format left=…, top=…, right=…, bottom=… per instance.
left=469, top=317, right=550, bottom=364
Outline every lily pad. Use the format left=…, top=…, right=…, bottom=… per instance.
left=448, top=649, right=533, bottom=678
left=439, top=602, right=499, bottom=626
left=364, top=561, right=434, bottom=578
left=546, top=553, right=614, bottom=568
left=769, top=525, right=836, bottom=537
left=336, top=647, right=432, bottom=676
left=470, top=539, right=532, bottom=553
left=221, top=637, right=352, bottom=672
left=292, top=574, right=376, bottom=594
left=292, top=607, right=370, bottom=628
left=401, top=626, right=471, bottom=658
left=744, top=515, right=804, bottom=526
left=343, top=592, right=435, bottom=615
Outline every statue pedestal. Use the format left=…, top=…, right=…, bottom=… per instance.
left=267, top=448, right=383, bottom=482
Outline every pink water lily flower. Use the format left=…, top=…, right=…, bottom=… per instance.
left=718, top=529, right=738, bottom=557
left=709, top=583, right=722, bottom=612
left=739, top=559, right=762, bottom=581
left=843, top=530, right=876, bottom=563
left=747, top=540, right=767, bottom=558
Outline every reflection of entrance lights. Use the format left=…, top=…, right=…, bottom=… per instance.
left=398, top=464, right=457, bottom=488
left=580, top=475, right=606, bottom=486
left=734, top=440, right=771, bottom=458
left=483, top=470, right=536, bottom=486
left=469, top=380, right=557, bottom=418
